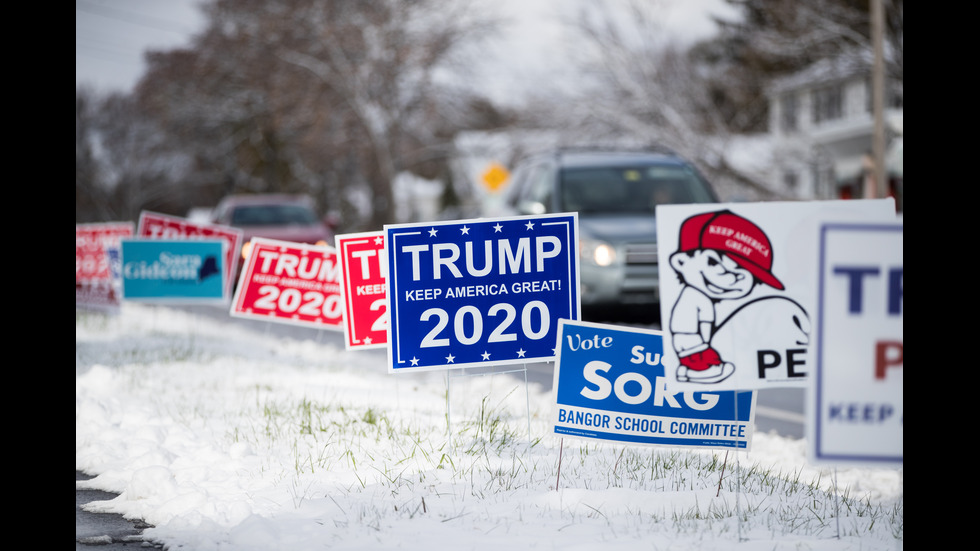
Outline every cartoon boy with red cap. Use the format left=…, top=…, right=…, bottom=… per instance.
left=668, top=209, right=784, bottom=384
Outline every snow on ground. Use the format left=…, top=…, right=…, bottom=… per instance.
left=76, top=303, right=903, bottom=550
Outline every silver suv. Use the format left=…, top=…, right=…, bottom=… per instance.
left=501, top=148, right=719, bottom=322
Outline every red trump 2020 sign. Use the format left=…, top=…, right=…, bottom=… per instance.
left=230, top=237, right=344, bottom=330
left=336, top=231, right=388, bottom=350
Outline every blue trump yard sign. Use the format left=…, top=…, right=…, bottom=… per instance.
left=385, top=213, right=580, bottom=372
left=120, top=239, right=227, bottom=303
left=808, top=221, right=903, bottom=467
left=552, top=319, right=756, bottom=450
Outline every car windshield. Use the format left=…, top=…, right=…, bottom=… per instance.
left=230, top=204, right=319, bottom=226
left=559, top=165, right=715, bottom=214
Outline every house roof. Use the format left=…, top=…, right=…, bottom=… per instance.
left=769, top=49, right=873, bottom=95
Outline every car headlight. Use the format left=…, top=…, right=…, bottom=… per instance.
left=580, top=238, right=617, bottom=267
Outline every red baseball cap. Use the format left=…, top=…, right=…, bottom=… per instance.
left=677, top=210, right=784, bottom=290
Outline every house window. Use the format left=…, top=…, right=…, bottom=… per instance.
left=866, top=78, right=873, bottom=113
left=866, top=78, right=903, bottom=112
left=812, top=83, right=843, bottom=123
left=782, top=170, right=799, bottom=193
left=781, top=93, right=798, bottom=132
left=889, top=83, right=903, bottom=109
left=811, top=164, right=822, bottom=198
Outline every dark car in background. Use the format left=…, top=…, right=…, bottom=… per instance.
left=500, top=147, right=719, bottom=323
left=210, top=194, right=336, bottom=280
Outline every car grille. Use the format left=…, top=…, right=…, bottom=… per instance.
left=624, top=243, right=657, bottom=264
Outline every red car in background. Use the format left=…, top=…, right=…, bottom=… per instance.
left=210, top=194, right=337, bottom=281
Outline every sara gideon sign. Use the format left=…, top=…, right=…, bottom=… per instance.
left=552, top=320, right=755, bottom=450
left=385, top=213, right=580, bottom=373
left=137, top=211, right=243, bottom=299
left=119, top=239, right=227, bottom=303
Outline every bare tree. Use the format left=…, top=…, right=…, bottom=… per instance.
left=136, top=0, right=499, bottom=231
left=512, top=0, right=903, bottom=201
left=76, top=87, right=113, bottom=223
left=691, top=0, right=902, bottom=134
left=76, top=86, right=198, bottom=223
left=516, top=0, right=782, bottom=200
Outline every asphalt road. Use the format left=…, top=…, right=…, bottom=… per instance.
left=76, top=471, right=161, bottom=550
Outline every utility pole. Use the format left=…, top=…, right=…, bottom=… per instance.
left=871, top=0, right=887, bottom=199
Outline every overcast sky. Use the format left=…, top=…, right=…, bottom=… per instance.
left=76, top=0, right=205, bottom=94
left=76, top=0, right=737, bottom=97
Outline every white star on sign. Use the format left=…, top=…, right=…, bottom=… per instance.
left=493, top=223, right=503, bottom=232
left=374, top=236, right=383, bottom=245
left=428, top=228, right=438, bottom=237
left=525, top=221, right=535, bottom=230
left=363, top=336, right=373, bottom=345
left=481, top=351, right=491, bottom=360
left=461, top=226, right=470, bottom=235
left=410, top=357, right=419, bottom=366
left=516, top=348, right=526, bottom=358
left=445, top=354, right=455, bottom=363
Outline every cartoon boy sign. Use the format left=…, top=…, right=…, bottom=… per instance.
left=657, top=200, right=897, bottom=391
left=668, top=210, right=787, bottom=384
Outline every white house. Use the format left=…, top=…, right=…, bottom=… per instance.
left=767, top=49, right=903, bottom=210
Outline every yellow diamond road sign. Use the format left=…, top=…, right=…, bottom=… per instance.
left=481, top=162, right=509, bottom=192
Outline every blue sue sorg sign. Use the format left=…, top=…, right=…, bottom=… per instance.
left=385, top=213, right=580, bottom=372
left=552, top=319, right=756, bottom=450
left=120, top=238, right=227, bottom=303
